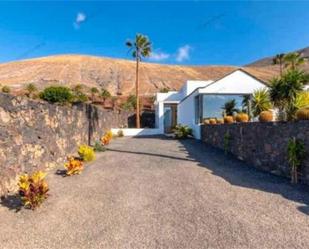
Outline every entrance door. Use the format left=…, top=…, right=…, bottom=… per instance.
left=164, top=104, right=177, bottom=133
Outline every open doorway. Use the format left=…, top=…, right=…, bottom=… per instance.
left=163, top=104, right=177, bottom=133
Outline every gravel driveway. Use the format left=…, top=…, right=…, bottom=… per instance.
left=1, top=136, right=309, bottom=249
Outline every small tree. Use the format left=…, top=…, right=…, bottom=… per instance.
left=287, top=137, right=306, bottom=184
left=284, top=52, right=307, bottom=70
left=101, top=88, right=111, bottom=104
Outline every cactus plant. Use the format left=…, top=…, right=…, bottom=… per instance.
left=235, top=113, right=249, bottom=123
left=224, top=116, right=234, bottom=124
left=259, top=111, right=273, bottom=122
left=296, top=108, right=309, bottom=120
left=209, top=119, right=217, bottom=125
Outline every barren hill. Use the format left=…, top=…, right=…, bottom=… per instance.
left=247, top=46, right=309, bottom=68
left=0, top=54, right=279, bottom=96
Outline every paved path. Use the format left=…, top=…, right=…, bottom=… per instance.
left=1, top=136, right=309, bottom=249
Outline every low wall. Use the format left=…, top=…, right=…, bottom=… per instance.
left=0, top=93, right=130, bottom=195
left=201, top=121, right=309, bottom=184
left=111, top=128, right=162, bottom=137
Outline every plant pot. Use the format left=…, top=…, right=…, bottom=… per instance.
left=296, top=108, right=309, bottom=120
left=235, top=113, right=249, bottom=123
left=259, top=111, right=273, bottom=122
left=224, top=116, right=234, bottom=124
left=209, top=118, right=217, bottom=125
left=203, top=118, right=210, bottom=125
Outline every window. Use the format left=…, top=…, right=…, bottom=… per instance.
left=202, top=94, right=250, bottom=119
left=195, top=95, right=202, bottom=124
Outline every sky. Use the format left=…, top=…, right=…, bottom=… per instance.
left=0, top=1, right=309, bottom=66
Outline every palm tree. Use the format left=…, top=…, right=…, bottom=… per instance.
left=221, top=99, right=238, bottom=116
left=283, top=52, right=307, bottom=70
left=269, top=69, right=306, bottom=120
left=126, top=34, right=152, bottom=128
left=272, top=53, right=285, bottom=76
left=251, top=89, right=272, bottom=117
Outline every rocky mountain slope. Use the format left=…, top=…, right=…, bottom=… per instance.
left=0, top=54, right=279, bottom=96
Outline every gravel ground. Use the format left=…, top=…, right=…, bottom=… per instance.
left=1, top=136, right=309, bottom=249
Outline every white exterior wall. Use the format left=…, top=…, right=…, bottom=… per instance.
left=177, top=91, right=201, bottom=139
left=199, top=70, right=267, bottom=94
left=177, top=70, right=268, bottom=139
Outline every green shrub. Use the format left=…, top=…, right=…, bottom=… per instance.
left=287, top=137, right=306, bottom=184
left=78, top=144, right=95, bottom=162
left=121, top=95, right=136, bottom=111
left=40, top=86, right=73, bottom=104
left=173, top=124, right=193, bottom=139
left=117, top=129, right=124, bottom=137
left=93, top=141, right=106, bottom=152
left=2, top=85, right=11, bottom=93
left=25, top=83, right=38, bottom=97
left=72, top=91, right=88, bottom=103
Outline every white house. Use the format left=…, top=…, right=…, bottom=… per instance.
left=154, top=69, right=268, bottom=139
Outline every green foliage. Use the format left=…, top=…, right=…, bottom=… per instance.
left=101, top=88, right=111, bottom=100
left=91, top=87, right=99, bottom=94
left=78, top=144, right=95, bottom=162
left=25, top=83, right=38, bottom=97
left=40, top=86, right=73, bottom=104
left=269, top=69, right=308, bottom=120
left=93, top=141, right=106, bottom=152
left=287, top=137, right=306, bottom=184
left=126, top=34, right=152, bottom=60
left=221, top=99, right=238, bottom=116
left=223, top=131, right=231, bottom=155
left=294, top=91, right=309, bottom=110
left=1, top=85, right=11, bottom=93
left=174, top=124, right=193, bottom=139
left=121, top=95, right=137, bottom=111
left=251, top=89, right=272, bottom=117
left=283, top=52, right=307, bottom=70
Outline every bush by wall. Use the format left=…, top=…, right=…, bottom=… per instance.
left=0, top=92, right=131, bottom=195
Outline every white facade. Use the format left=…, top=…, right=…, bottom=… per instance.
left=155, top=69, right=268, bottom=139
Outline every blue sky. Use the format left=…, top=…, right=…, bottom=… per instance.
left=0, top=1, right=309, bottom=66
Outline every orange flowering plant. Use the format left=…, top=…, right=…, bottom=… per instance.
left=101, top=130, right=113, bottom=145
left=64, top=156, right=84, bottom=176
left=18, top=171, right=49, bottom=210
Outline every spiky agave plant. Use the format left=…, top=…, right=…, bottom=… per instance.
left=251, top=89, right=272, bottom=117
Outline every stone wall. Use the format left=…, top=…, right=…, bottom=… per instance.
left=201, top=121, right=309, bottom=184
left=0, top=93, right=130, bottom=195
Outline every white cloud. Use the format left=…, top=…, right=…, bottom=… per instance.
left=73, top=12, right=87, bottom=29
left=149, top=51, right=170, bottom=61
left=176, top=45, right=192, bottom=62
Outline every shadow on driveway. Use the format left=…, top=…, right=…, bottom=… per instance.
left=178, top=138, right=309, bottom=216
